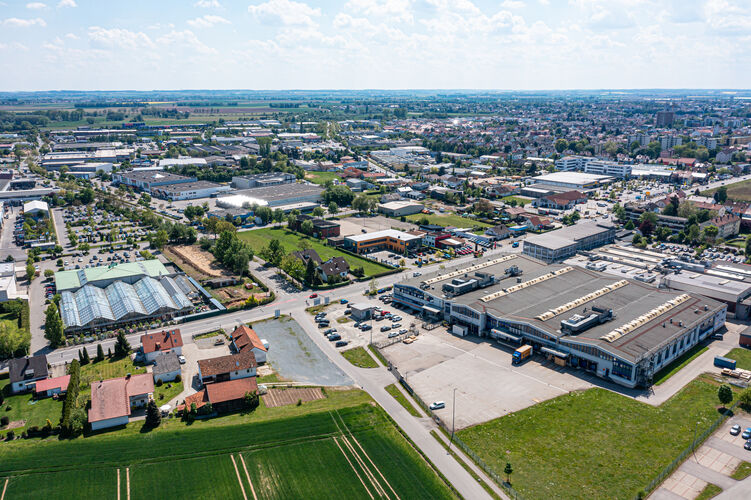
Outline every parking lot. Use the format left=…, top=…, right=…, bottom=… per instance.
left=653, top=416, right=751, bottom=499
left=62, top=206, right=150, bottom=247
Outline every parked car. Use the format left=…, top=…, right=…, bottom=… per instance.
left=429, top=401, right=446, bottom=410
left=309, top=293, right=318, bottom=299
left=731, top=424, right=742, bottom=436
left=742, top=428, right=751, bottom=440
left=361, top=324, right=372, bottom=331
left=178, top=355, right=186, bottom=364
left=340, top=299, right=348, bottom=304
left=335, top=340, right=349, bottom=348
left=318, top=321, right=330, bottom=328
left=327, top=334, right=341, bottom=341
left=392, top=323, right=401, bottom=329
left=745, top=441, right=751, bottom=451
left=380, top=326, right=391, bottom=332
left=388, top=331, right=400, bottom=338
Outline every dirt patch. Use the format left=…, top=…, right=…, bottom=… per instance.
left=5, top=420, right=25, bottom=430
left=262, top=387, right=325, bottom=407
left=165, top=245, right=229, bottom=279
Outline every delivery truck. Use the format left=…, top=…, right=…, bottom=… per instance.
left=714, top=356, right=737, bottom=370
left=512, top=345, right=533, bottom=365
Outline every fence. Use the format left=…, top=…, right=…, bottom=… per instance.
left=638, top=401, right=739, bottom=498
left=390, top=366, right=525, bottom=500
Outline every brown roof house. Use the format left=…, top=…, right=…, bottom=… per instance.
left=183, top=377, right=258, bottom=414
left=141, top=329, right=183, bottom=363
left=230, top=325, right=268, bottom=364
left=88, top=373, right=154, bottom=431
left=197, top=351, right=257, bottom=385
left=318, top=256, right=350, bottom=283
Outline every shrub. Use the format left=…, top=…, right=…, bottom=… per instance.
left=6, top=430, right=14, bottom=440
left=297, top=398, right=302, bottom=406
left=155, top=378, right=163, bottom=387
left=5, top=405, right=11, bottom=411
left=0, top=416, right=8, bottom=426
left=174, top=374, right=181, bottom=383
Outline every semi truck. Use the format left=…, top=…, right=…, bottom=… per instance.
left=512, top=345, right=533, bottom=365
left=714, top=356, right=737, bottom=370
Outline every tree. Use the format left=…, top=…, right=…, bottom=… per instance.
left=272, top=208, right=284, bottom=227
left=44, top=303, right=65, bottom=348
left=718, top=384, right=733, bottom=409
left=554, top=139, right=568, bottom=153
left=44, top=269, right=54, bottom=279
left=96, top=343, right=105, bottom=362
left=638, top=211, right=658, bottom=237
left=504, top=462, right=513, bottom=484
left=255, top=206, right=273, bottom=225
left=328, top=201, right=339, bottom=215
left=739, top=387, right=751, bottom=408
left=322, top=185, right=355, bottom=207
left=244, top=390, right=260, bottom=411
left=300, top=220, right=314, bottom=236
left=369, top=278, right=378, bottom=295
left=81, top=347, right=90, bottom=365
left=25, top=262, right=35, bottom=282
left=714, top=185, right=728, bottom=204
left=304, top=258, right=317, bottom=285
left=312, top=206, right=324, bottom=217
left=352, top=195, right=373, bottom=213
left=261, top=239, right=285, bottom=267
left=145, top=400, right=162, bottom=428
left=745, top=235, right=751, bottom=258
left=151, top=228, right=169, bottom=249
left=281, top=254, right=305, bottom=282
left=703, top=225, right=719, bottom=243
left=114, top=331, right=131, bottom=358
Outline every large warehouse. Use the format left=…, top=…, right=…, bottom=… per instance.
left=216, top=183, right=323, bottom=209
left=523, top=220, right=616, bottom=262
left=393, top=254, right=726, bottom=388
left=55, top=261, right=197, bottom=333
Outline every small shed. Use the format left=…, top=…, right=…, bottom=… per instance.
left=350, top=303, right=375, bottom=322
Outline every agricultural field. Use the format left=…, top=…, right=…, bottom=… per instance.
left=457, top=378, right=730, bottom=499
left=703, top=179, right=751, bottom=202
left=238, top=228, right=391, bottom=278
left=406, top=213, right=492, bottom=229
left=0, top=402, right=455, bottom=500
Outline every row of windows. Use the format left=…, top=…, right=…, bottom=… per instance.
left=452, top=305, right=480, bottom=320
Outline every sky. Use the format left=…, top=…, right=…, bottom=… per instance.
left=0, top=0, right=749, bottom=91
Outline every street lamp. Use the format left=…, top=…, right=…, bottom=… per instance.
left=449, top=387, right=457, bottom=452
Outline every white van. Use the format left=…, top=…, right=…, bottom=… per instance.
left=429, top=401, right=446, bottom=410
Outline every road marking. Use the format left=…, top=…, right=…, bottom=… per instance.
left=126, top=467, right=130, bottom=500
left=239, top=454, right=258, bottom=500
left=333, top=436, right=374, bottom=500
left=1, top=478, right=8, bottom=500
left=230, top=454, right=249, bottom=500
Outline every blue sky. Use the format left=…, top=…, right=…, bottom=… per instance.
left=0, top=0, right=749, bottom=91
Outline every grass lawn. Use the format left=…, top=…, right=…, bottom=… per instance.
left=341, top=346, right=378, bottom=368
left=77, top=356, right=149, bottom=393
left=430, top=430, right=502, bottom=500
left=653, top=345, right=709, bottom=385
left=337, top=316, right=352, bottom=324
left=696, top=483, right=722, bottom=500
left=406, top=213, right=492, bottom=229
left=457, top=378, right=731, bottom=500
left=703, top=179, right=751, bottom=202
left=501, top=196, right=529, bottom=206
left=0, top=398, right=455, bottom=500
left=385, top=383, right=422, bottom=418
left=0, top=375, right=62, bottom=435
left=731, top=461, right=751, bottom=480
left=238, top=228, right=390, bottom=277
left=725, top=348, right=751, bottom=370
left=304, top=171, right=341, bottom=185
left=0, top=310, right=29, bottom=356
left=368, top=345, right=388, bottom=366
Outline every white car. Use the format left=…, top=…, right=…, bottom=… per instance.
left=178, top=355, right=186, bottom=364
left=429, top=401, right=446, bottom=410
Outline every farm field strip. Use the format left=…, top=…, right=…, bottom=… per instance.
left=333, top=436, right=375, bottom=500
left=230, top=455, right=249, bottom=500
left=239, top=454, right=259, bottom=500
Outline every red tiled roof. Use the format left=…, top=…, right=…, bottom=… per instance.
left=141, top=329, right=183, bottom=354
left=88, top=374, right=154, bottom=423
left=231, top=325, right=267, bottom=352
left=205, top=377, right=258, bottom=404
left=182, top=389, right=209, bottom=411
left=198, top=351, right=257, bottom=378
left=34, top=375, right=70, bottom=394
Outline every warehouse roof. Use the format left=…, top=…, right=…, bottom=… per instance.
left=345, top=229, right=422, bottom=243
left=55, top=260, right=170, bottom=291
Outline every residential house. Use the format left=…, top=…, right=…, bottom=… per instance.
left=292, top=248, right=322, bottom=267
left=34, top=374, right=70, bottom=398
left=485, top=224, right=511, bottom=240
left=484, top=183, right=520, bottom=198
left=141, top=329, right=183, bottom=364
left=88, top=373, right=154, bottom=431
left=8, top=355, right=49, bottom=394
left=152, top=352, right=182, bottom=384
left=197, top=351, right=257, bottom=385
left=716, top=149, right=734, bottom=164
left=319, top=257, right=350, bottom=283
left=182, top=377, right=258, bottom=414
left=701, top=214, right=740, bottom=239
left=229, top=325, right=268, bottom=364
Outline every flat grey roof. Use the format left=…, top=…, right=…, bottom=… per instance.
left=154, top=180, right=224, bottom=193
left=233, top=183, right=323, bottom=202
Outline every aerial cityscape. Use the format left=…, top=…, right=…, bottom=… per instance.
left=1, top=1, right=751, bottom=499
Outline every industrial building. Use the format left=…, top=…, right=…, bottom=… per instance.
left=343, top=229, right=423, bottom=255
left=55, top=260, right=197, bottom=334
left=231, top=172, right=296, bottom=189
left=215, top=183, right=323, bottom=209
left=393, top=254, right=727, bottom=388
left=531, top=171, right=614, bottom=190
left=112, top=170, right=196, bottom=193
left=378, top=200, right=425, bottom=217
left=150, top=180, right=231, bottom=201
left=522, top=221, right=616, bottom=262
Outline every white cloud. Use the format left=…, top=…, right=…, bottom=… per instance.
left=156, top=30, right=216, bottom=54
left=2, top=17, right=47, bottom=27
left=187, top=14, right=230, bottom=28
left=88, top=26, right=155, bottom=50
left=704, top=0, right=751, bottom=33
left=345, top=0, right=414, bottom=23
left=500, top=0, right=525, bottom=8
left=26, top=2, right=47, bottom=9
left=64, top=32, right=78, bottom=39
left=248, top=0, right=321, bottom=26
left=194, top=0, right=221, bottom=7
left=57, top=0, right=76, bottom=7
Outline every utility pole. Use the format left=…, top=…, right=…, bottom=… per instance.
left=449, top=387, right=457, bottom=452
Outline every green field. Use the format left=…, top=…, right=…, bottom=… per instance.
left=341, top=346, right=378, bottom=368
left=304, top=171, right=342, bottom=185
left=653, top=345, right=709, bottom=385
left=406, top=213, right=492, bottom=229
left=703, top=179, right=751, bottom=202
left=725, top=348, right=751, bottom=370
left=0, top=401, right=455, bottom=500
left=457, top=378, right=729, bottom=499
left=385, top=383, right=422, bottom=418
left=238, top=228, right=391, bottom=277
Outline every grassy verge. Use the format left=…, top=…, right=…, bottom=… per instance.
left=341, top=346, right=379, bottom=368
left=725, top=348, right=751, bottom=371
left=431, top=429, right=502, bottom=500
left=337, top=316, right=352, bottom=324
left=238, top=228, right=390, bottom=278
left=385, top=383, right=422, bottom=418
left=368, top=344, right=388, bottom=366
left=406, top=213, right=492, bottom=229
left=457, top=378, right=733, bottom=500
left=653, top=345, right=709, bottom=385
left=696, top=483, right=722, bottom=500
left=731, top=461, right=751, bottom=480
left=193, top=329, right=226, bottom=340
